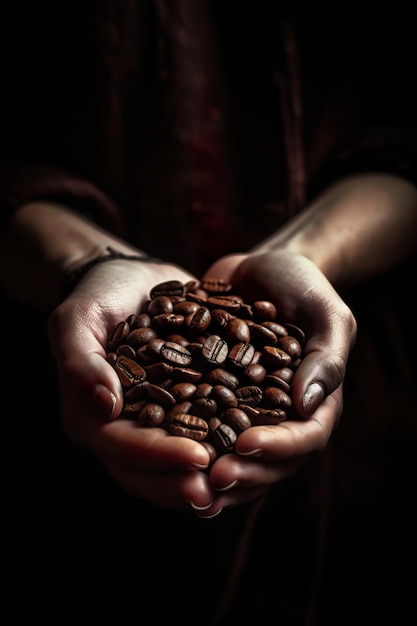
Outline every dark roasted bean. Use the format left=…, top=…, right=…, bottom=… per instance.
left=150, top=280, right=185, bottom=299
left=191, top=397, right=218, bottom=420
left=138, top=402, right=166, bottom=427
left=147, top=383, right=176, bottom=408
left=167, top=413, right=209, bottom=441
left=127, top=326, right=158, bottom=348
left=200, top=278, right=233, bottom=294
left=114, top=355, right=147, bottom=388
left=170, top=382, right=198, bottom=401
left=235, top=385, right=263, bottom=407
left=160, top=341, right=193, bottom=365
left=222, top=407, right=251, bottom=433
left=228, top=342, right=255, bottom=368
left=147, top=295, right=174, bottom=316
left=252, top=300, right=277, bottom=322
left=106, top=279, right=306, bottom=464
left=209, top=419, right=237, bottom=454
left=210, top=385, right=238, bottom=409
left=107, top=320, right=130, bottom=352
left=225, top=317, right=251, bottom=344
left=201, top=335, right=228, bottom=365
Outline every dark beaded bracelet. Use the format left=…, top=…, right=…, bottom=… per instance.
left=61, top=246, right=164, bottom=300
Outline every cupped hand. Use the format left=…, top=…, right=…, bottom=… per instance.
left=47, top=258, right=215, bottom=510
left=194, top=250, right=356, bottom=517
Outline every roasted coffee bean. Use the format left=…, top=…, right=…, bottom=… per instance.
left=128, top=313, right=152, bottom=329
left=262, top=320, right=288, bottom=338
left=145, top=337, right=165, bottom=358
left=160, top=341, right=193, bottom=365
left=193, top=382, right=214, bottom=398
left=251, top=407, right=287, bottom=425
left=228, top=342, right=255, bottom=368
left=252, top=300, right=277, bottom=322
left=277, top=335, right=302, bottom=360
left=167, top=413, right=209, bottom=441
left=269, top=366, right=294, bottom=383
left=106, top=352, right=118, bottom=366
left=173, top=300, right=201, bottom=316
left=200, top=278, right=233, bottom=294
left=249, top=323, right=278, bottom=346
left=127, top=327, right=158, bottom=348
left=144, top=362, right=174, bottom=382
left=106, top=278, right=307, bottom=464
left=200, top=441, right=218, bottom=465
left=237, top=404, right=259, bottom=419
left=147, top=295, right=174, bottom=317
left=185, top=292, right=210, bottom=306
left=225, top=317, right=251, bottom=344
left=235, top=385, right=263, bottom=407
left=209, top=419, right=237, bottom=454
left=114, top=355, right=147, bottom=388
left=261, top=345, right=292, bottom=368
left=138, top=402, right=166, bottom=427
left=201, top=335, right=228, bottom=365
left=263, top=373, right=291, bottom=393
left=116, top=344, right=137, bottom=358
left=210, top=385, right=238, bottom=409
left=170, top=382, right=198, bottom=401
left=152, top=313, right=185, bottom=331
left=262, top=386, right=292, bottom=409
left=107, top=320, right=130, bottom=352
left=186, top=306, right=211, bottom=335
left=285, top=323, right=306, bottom=345
left=205, top=367, right=240, bottom=390
left=191, top=397, right=218, bottom=419
left=166, top=401, right=193, bottom=418
left=150, top=280, right=185, bottom=299
left=207, top=296, right=241, bottom=313
left=171, top=366, right=203, bottom=383
left=147, top=383, right=176, bottom=408
left=242, top=363, right=267, bottom=384
left=124, top=381, right=150, bottom=402
left=121, top=399, right=148, bottom=419
left=222, top=407, right=251, bottom=433
left=210, top=308, right=234, bottom=330
left=166, top=333, right=190, bottom=347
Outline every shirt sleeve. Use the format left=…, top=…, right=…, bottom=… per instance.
left=0, top=157, right=127, bottom=235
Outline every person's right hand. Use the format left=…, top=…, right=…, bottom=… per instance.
left=190, top=250, right=357, bottom=517
left=47, top=257, right=217, bottom=511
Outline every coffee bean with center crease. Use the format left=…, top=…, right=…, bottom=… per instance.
left=106, top=278, right=307, bottom=464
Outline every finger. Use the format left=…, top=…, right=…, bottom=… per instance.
left=234, top=388, right=342, bottom=461
left=208, top=453, right=298, bottom=491
left=106, top=463, right=214, bottom=510
left=291, top=306, right=355, bottom=417
left=194, top=485, right=270, bottom=518
left=93, top=419, right=211, bottom=472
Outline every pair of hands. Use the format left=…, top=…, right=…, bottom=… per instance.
left=47, top=249, right=357, bottom=517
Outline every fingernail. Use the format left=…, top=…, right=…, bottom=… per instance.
left=190, top=500, right=213, bottom=511
left=196, top=508, right=223, bottom=519
left=215, top=480, right=238, bottom=492
left=190, top=462, right=209, bottom=470
left=303, top=382, right=325, bottom=414
left=92, top=384, right=117, bottom=420
left=238, top=448, right=263, bottom=457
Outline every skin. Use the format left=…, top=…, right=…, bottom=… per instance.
left=1, top=172, right=416, bottom=517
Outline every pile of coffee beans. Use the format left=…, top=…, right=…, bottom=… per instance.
left=105, top=279, right=305, bottom=464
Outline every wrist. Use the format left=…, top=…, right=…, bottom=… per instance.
left=61, top=246, right=165, bottom=300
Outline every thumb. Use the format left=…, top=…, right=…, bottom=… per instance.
left=291, top=347, right=347, bottom=418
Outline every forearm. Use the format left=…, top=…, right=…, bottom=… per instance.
left=252, top=173, right=417, bottom=288
left=0, top=201, right=147, bottom=310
